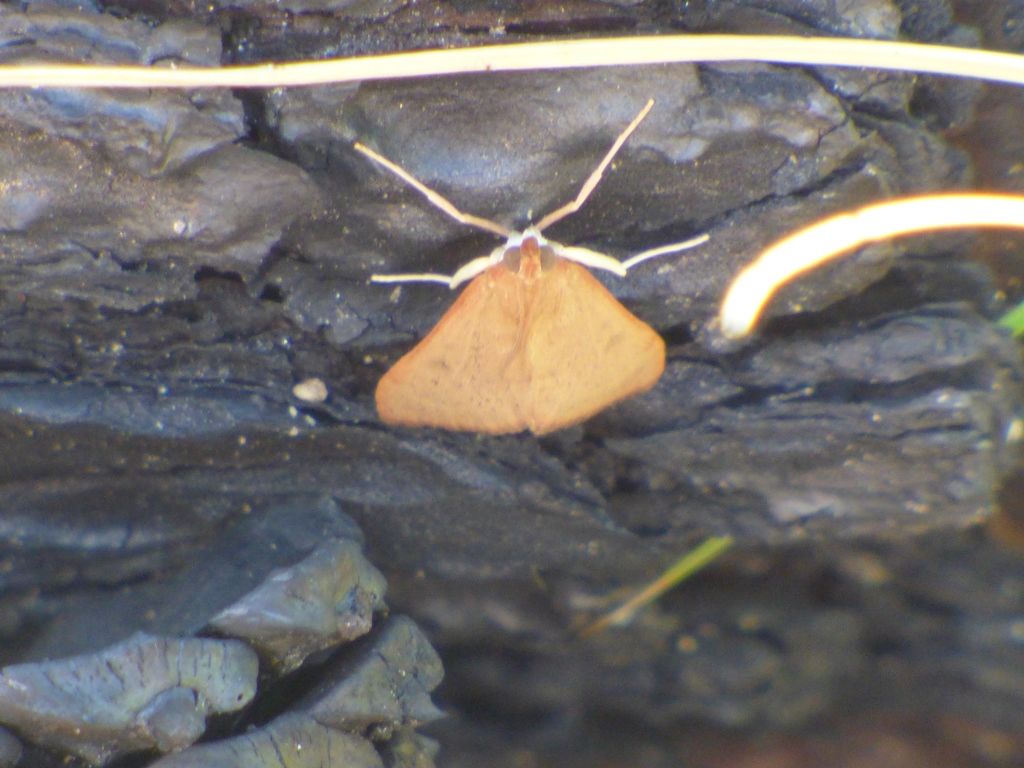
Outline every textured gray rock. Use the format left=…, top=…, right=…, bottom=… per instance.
left=217, top=0, right=405, bottom=17
left=0, top=633, right=257, bottom=764
left=607, top=306, right=1021, bottom=536
left=306, top=616, right=445, bottom=731
left=380, top=729, right=440, bottom=768
left=272, top=63, right=900, bottom=340
left=0, top=6, right=322, bottom=309
left=149, top=712, right=384, bottom=768
left=0, top=727, right=21, bottom=768
left=1, top=493, right=367, bottom=663
left=210, top=538, right=388, bottom=672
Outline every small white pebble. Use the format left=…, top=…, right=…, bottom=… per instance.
left=292, top=378, right=328, bottom=403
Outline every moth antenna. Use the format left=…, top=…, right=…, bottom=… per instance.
left=354, top=141, right=515, bottom=239
left=621, top=233, right=710, bottom=272
left=533, top=98, right=655, bottom=233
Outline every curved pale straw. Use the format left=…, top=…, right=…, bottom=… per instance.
left=1, top=36, right=1023, bottom=89
left=718, top=193, right=1024, bottom=339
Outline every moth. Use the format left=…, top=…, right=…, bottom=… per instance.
left=357, top=99, right=706, bottom=435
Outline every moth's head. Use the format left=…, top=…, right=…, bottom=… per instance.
left=502, top=227, right=559, bottom=279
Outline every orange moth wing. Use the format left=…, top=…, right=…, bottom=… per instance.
left=519, top=259, right=664, bottom=435
left=375, top=262, right=531, bottom=434
left=375, top=254, right=664, bottom=435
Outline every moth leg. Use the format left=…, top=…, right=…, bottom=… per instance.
left=553, top=245, right=628, bottom=277
left=533, top=98, right=655, bottom=232
left=369, top=272, right=454, bottom=287
left=621, top=233, right=710, bottom=272
left=372, top=248, right=504, bottom=290
left=555, top=233, right=708, bottom=277
left=354, top=142, right=514, bottom=239
left=450, top=250, right=505, bottom=288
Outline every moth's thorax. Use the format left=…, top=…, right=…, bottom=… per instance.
left=501, top=228, right=559, bottom=281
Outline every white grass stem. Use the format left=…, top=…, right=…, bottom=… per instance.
left=1, top=36, right=1023, bottom=89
